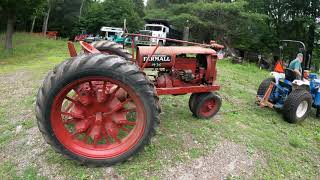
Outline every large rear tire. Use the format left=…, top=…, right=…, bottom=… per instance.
left=282, top=89, right=312, bottom=123
left=36, top=54, right=160, bottom=166
left=91, top=40, right=132, bottom=60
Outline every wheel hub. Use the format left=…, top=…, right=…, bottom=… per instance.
left=296, top=100, right=308, bottom=118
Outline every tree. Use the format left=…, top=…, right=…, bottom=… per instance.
left=30, top=3, right=46, bottom=33
left=0, top=0, right=44, bottom=51
left=246, top=0, right=320, bottom=67
left=146, top=0, right=274, bottom=53
left=132, top=0, right=145, bottom=17
left=42, top=0, right=52, bottom=35
left=80, top=0, right=143, bottom=34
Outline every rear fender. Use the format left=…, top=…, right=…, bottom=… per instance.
left=292, top=79, right=310, bottom=91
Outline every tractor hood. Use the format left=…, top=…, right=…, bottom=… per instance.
left=137, top=46, right=217, bottom=56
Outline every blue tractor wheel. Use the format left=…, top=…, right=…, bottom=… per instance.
left=283, top=89, right=312, bottom=123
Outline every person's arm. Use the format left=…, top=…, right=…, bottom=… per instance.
left=293, top=69, right=301, bottom=77
left=293, top=63, right=302, bottom=77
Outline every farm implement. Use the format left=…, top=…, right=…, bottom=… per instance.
left=257, top=40, right=320, bottom=123
left=35, top=34, right=224, bottom=166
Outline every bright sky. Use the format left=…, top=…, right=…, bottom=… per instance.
left=144, top=0, right=148, bottom=6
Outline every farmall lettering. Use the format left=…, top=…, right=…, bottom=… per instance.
left=143, top=54, right=171, bottom=67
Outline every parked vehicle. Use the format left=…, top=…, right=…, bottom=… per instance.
left=36, top=35, right=224, bottom=166
left=257, top=40, right=319, bottom=124
left=136, top=19, right=182, bottom=46
left=99, top=26, right=124, bottom=43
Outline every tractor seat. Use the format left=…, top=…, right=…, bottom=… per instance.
left=284, top=68, right=298, bottom=82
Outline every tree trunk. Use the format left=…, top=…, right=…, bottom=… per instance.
left=30, top=16, right=36, bottom=33
left=306, top=23, right=315, bottom=69
left=5, top=12, right=16, bottom=51
left=79, top=0, right=85, bottom=22
left=42, top=6, right=51, bottom=36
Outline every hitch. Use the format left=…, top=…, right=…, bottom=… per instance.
left=257, top=82, right=275, bottom=108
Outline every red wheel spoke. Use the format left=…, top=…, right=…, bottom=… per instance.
left=71, top=131, right=82, bottom=139
left=120, top=126, right=131, bottom=133
left=110, top=98, right=132, bottom=114
left=88, top=81, right=93, bottom=90
left=112, top=86, right=120, bottom=94
left=102, top=129, right=110, bottom=144
left=106, top=124, right=121, bottom=143
left=93, top=138, right=99, bottom=147
left=116, top=119, right=136, bottom=126
left=109, top=134, right=121, bottom=143
left=61, top=112, right=84, bottom=119
left=108, top=86, right=120, bottom=100
left=88, top=125, right=102, bottom=145
left=75, top=119, right=91, bottom=133
left=121, top=120, right=136, bottom=126
left=82, top=134, right=88, bottom=143
left=102, top=81, right=106, bottom=92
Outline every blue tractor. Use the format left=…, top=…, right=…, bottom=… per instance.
left=257, top=40, right=320, bottom=123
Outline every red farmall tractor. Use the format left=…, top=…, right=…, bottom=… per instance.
left=35, top=34, right=224, bottom=166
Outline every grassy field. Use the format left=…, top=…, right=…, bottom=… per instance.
left=0, top=33, right=319, bottom=179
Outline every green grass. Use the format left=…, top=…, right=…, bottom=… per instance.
left=0, top=33, right=319, bottom=179
left=0, top=161, right=45, bottom=180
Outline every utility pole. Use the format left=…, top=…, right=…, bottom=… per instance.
left=183, top=20, right=190, bottom=46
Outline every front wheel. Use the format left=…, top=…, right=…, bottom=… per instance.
left=282, top=89, right=312, bottom=123
left=192, top=92, right=222, bottom=119
left=257, top=77, right=275, bottom=97
left=36, top=54, right=160, bottom=166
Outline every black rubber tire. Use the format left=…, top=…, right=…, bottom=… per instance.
left=257, top=78, right=275, bottom=96
left=35, top=53, right=160, bottom=166
left=282, top=89, right=312, bottom=123
left=189, top=93, right=209, bottom=115
left=189, top=93, right=199, bottom=114
left=91, top=40, right=132, bottom=60
left=193, top=92, right=222, bottom=119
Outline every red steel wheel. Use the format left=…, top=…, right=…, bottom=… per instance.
left=36, top=54, right=159, bottom=166
left=193, top=92, right=222, bottom=119
left=51, top=77, right=146, bottom=159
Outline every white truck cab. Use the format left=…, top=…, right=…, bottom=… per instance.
left=137, top=19, right=182, bottom=46
left=99, top=27, right=124, bottom=41
left=144, top=24, right=169, bottom=45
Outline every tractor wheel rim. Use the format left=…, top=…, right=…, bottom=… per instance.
left=296, top=100, right=308, bottom=118
left=199, top=98, right=217, bottom=117
left=51, top=76, right=146, bottom=159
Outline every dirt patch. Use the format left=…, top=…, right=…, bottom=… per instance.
left=158, top=140, right=261, bottom=179
left=0, top=71, right=35, bottom=123
left=0, top=71, right=66, bottom=178
left=0, top=70, right=122, bottom=179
